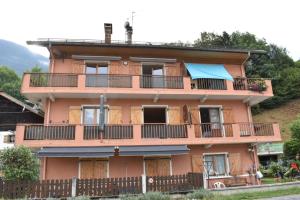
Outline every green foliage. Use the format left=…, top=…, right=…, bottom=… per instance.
left=26, top=65, right=43, bottom=73
left=284, top=117, right=300, bottom=159
left=0, top=66, right=24, bottom=100
left=66, top=196, right=90, bottom=200
left=0, top=146, right=39, bottom=181
left=194, top=31, right=297, bottom=111
left=186, top=189, right=214, bottom=200
left=268, top=162, right=287, bottom=177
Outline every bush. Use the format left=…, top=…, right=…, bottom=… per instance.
left=0, top=146, right=39, bottom=181
left=268, top=162, right=287, bottom=177
left=67, top=196, right=90, bottom=200
left=121, top=192, right=170, bottom=200
left=186, top=189, right=214, bottom=200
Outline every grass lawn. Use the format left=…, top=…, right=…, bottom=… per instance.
left=261, top=177, right=296, bottom=185
left=213, top=187, right=300, bottom=200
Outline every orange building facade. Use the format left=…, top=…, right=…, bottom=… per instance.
left=15, top=25, right=281, bottom=188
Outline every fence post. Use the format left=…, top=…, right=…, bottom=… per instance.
left=142, top=174, right=146, bottom=194
left=71, top=177, right=77, bottom=197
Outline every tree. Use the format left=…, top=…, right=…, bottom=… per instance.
left=284, top=117, right=300, bottom=160
left=0, top=146, right=39, bottom=181
left=0, top=66, right=23, bottom=100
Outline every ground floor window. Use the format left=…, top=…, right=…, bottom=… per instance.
left=79, top=159, right=108, bottom=179
left=204, top=154, right=228, bottom=177
left=144, top=157, right=171, bottom=176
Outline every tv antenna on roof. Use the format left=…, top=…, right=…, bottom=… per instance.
left=131, top=11, right=135, bottom=27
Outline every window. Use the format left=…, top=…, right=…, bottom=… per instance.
left=85, top=63, right=108, bottom=74
left=3, top=134, right=15, bottom=143
left=143, top=107, right=167, bottom=124
left=204, top=154, right=228, bottom=176
left=200, top=107, right=223, bottom=137
left=80, top=159, right=108, bottom=178
left=142, top=65, right=164, bottom=88
left=83, top=106, right=107, bottom=125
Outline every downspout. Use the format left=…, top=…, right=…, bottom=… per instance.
left=48, top=42, right=55, bottom=73
left=243, top=51, right=253, bottom=122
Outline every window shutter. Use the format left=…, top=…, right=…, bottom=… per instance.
left=94, top=160, right=108, bottom=178
left=192, top=155, right=203, bottom=173
left=130, top=106, right=142, bottom=124
left=222, top=107, right=234, bottom=123
left=157, top=159, right=171, bottom=176
left=166, top=64, right=180, bottom=76
left=72, top=60, right=84, bottom=73
left=145, top=159, right=158, bottom=176
left=109, top=62, right=119, bottom=74
left=228, top=153, right=241, bottom=176
left=168, top=106, right=181, bottom=124
left=183, top=105, right=191, bottom=124
left=108, top=106, right=122, bottom=124
left=80, top=160, right=94, bottom=179
left=190, top=107, right=201, bottom=137
left=69, top=106, right=81, bottom=124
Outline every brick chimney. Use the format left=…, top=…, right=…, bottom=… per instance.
left=104, top=23, right=112, bottom=44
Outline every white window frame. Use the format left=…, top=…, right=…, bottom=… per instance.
left=203, top=152, right=230, bottom=178
left=198, top=105, right=225, bottom=137
left=81, top=104, right=109, bottom=124
left=142, top=105, right=169, bottom=124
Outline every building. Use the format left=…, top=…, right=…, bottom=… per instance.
left=15, top=23, right=281, bottom=188
left=258, top=143, right=284, bottom=166
left=0, top=91, right=44, bottom=150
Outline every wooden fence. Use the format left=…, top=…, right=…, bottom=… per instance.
left=146, top=173, right=203, bottom=193
left=0, top=179, right=72, bottom=199
left=0, top=173, right=203, bottom=199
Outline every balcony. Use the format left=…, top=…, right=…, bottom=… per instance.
left=22, top=73, right=273, bottom=105
left=15, top=123, right=281, bottom=148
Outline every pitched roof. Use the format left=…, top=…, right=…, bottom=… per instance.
left=0, top=91, right=43, bottom=117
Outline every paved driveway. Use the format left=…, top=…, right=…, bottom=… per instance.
left=260, top=194, right=300, bottom=199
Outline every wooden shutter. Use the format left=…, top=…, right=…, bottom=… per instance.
left=69, top=106, right=81, bottom=124
left=222, top=107, right=234, bottom=123
left=129, top=63, right=141, bottom=75
left=228, top=153, right=241, bottom=176
left=94, top=160, right=108, bottom=178
left=72, top=60, right=84, bottom=73
left=183, top=105, right=191, bottom=124
left=157, top=159, right=171, bottom=176
left=166, top=64, right=180, bottom=76
left=168, top=107, right=181, bottom=124
left=3, top=135, right=10, bottom=143
left=80, top=160, right=94, bottom=179
left=108, top=106, right=122, bottom=124
left=80, top=160, right=108, bottom=179
left=192, top=155, right=203, bottom=173
left=109, top=62, right=119, bottom=74
left=130, top=106, right=142, bottom=124
left=145, top=159, right=158, bottom=176
left=190, top=107, right=201, bottom=137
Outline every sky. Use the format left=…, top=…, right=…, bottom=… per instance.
left=0, top=0, right=299, bottom=60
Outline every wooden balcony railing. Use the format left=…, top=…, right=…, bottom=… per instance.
left=233, top=78, right=268, bottom=92
left=29, top=73, right=78, bottom=87
left=195, top=123, right=233, bottom=138
left=85, top=74, right=132, bottom=88
left=24, top=125, right=75, bottom=140
left=140, top=75, right=184, bottom=89
left=239, top=123, right=274, bottom=136
left=83, top=125, right=133, bottom=139
left=192, top=78, right=227, bottom=90
left=141, top=124, right=187, bottom=138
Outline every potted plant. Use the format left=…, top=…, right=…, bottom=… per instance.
left=248, top=79, right=267, bottom=92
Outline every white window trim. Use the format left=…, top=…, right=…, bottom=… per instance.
left=81, top=104, right=109, bottom=124
left=198, top=105, right=225, bottom=137
left=142, top=105, right=169, bottom=124
left=203, top=152, right=230, bottom=178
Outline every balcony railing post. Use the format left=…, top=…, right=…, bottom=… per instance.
left=184, top=77, right=192, bottom=92
left=78, top=74, right=85, bottom=89
left=132, top=76, right=140, bottom=89
left=133, top=124, right=142, bottom=141
left=227, top=80, right=234, bottom=91
left=232, top=124, right=240, bottom=138
left=15, top=124, right=25, bottom=145
left=187, top=125, right=195, bottom=139
left=75, top=125, right=84, bottom=142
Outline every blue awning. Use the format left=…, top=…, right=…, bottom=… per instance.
left=184, top=63, right=234, bottom=81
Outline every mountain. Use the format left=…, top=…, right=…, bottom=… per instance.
left=253, top=98, right=300, bottom=141
left=0, top=39, right=48, bottom=75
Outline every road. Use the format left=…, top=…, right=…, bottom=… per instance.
left=260, top=194, right=300, bottom=199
